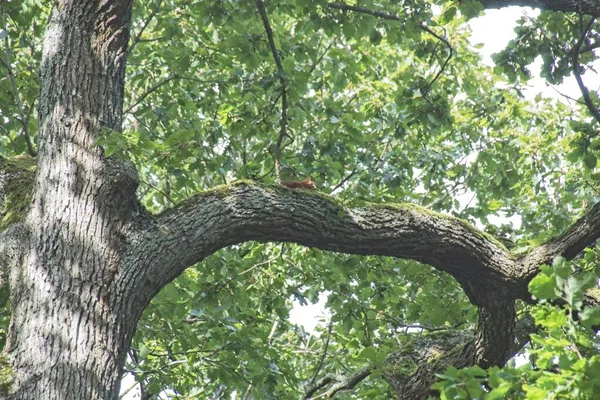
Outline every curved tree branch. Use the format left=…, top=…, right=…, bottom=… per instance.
left=126, top=180, right=600, bottom=396
left=131, top=181, right=517, bottom=308
left=520, top=200, right=600, bottom=280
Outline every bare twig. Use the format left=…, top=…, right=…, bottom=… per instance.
left=124, top=74, right=180, bottom=114
left=309, top=321, right=334, bottom=388
left=572, top=17, right=600, bottom=124
left=327, top=2, right=452, bottom=95
left=127, top=0, right=162, bottom=55
left=242, top=317, right=281, bottom=400
left=125, top=74, right=245, bottom=115
left=420, top=25, right=452, bottom=96
left=138, top=177, right=175, bottom=205
left=329, top=2, right=400, bottom=20
left=256, top=0, right=288, bottom=181
left=211, top=253, right=280, bottom=294
left=549, top=85, right=585, bottom=104
left=330, top=167, right=357, bottom=193
left=309, top=39, right=335, bottom=75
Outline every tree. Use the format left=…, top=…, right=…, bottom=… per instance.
left=1, top=0, right=600, bottom=399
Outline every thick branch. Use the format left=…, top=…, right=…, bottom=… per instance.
left=520, top=201, right=600, bottom=280
left=382, top=330, right=476, bottom=399
left=381, top=312, right=535, bottom=399
left=130, top=181, right=516, bottom=307
left=476, top=0, right=600, bottom=16
left=475, top=302, right=516, bottom=367
left=304, top=368, right=371, bottom=399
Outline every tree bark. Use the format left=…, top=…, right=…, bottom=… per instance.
left=2, top=0, right=135, bottom=398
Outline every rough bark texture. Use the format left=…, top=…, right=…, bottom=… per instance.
left=2, top=0, right=135, bottom=398
left=383, top=331, right=476, bottom=399
left=0, top=0, right=600, bottom=399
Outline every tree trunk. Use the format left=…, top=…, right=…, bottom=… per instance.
left=3, top=1, right=136, bottom=398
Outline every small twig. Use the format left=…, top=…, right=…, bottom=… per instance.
left=572, top=17, right=600, bottom=124
left=328, top=2, right=399, bottom=20
left=420, top=25, right=452, bottom=96
left=309, top=321, right=334, bottom=388
left=242, top=317, right=281, bottom=400
left=256, top=0, right=288, bottom=181
left=583, top=178, right=600, bottom=196
left=124, top=74, right=180, bottom=114
left=330, top=167, right=357, bottom=193
left=373, top=136, right=392, bottom=171
left=549, top=85, right=585, bottom=104
left=138, top=177, right=175, bottom=205
left=127, top=0, right=162, bottom=55
left=125, top=74, right=246, bottom=114
left=309, top=39, right=335, bottom=75
left=211, top=254, right=280, bottom=294
left=327, top=2, right=453, bottom=95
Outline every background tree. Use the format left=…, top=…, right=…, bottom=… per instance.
left=1, top=0, right=600, bottom=399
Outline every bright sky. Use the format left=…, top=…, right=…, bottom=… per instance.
left=470, top=7, right=600, bottom=99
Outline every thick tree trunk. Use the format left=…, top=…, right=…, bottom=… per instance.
left=2, top=1, right=136, bottom=398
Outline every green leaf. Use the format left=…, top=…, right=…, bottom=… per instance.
left=487, top=199, right=503, bottom=211
left=584, top=153, right=597, bottom=169
left=529, top=269, right=559, bottom=300
left=458, top=0, right=484, bottom=19
left=579, top=307, right=600, bottom=328
left=487, top=382, right=515, bottom=400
